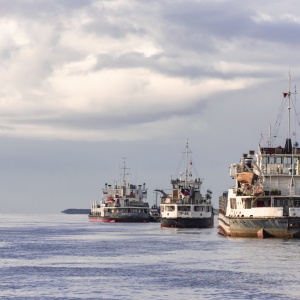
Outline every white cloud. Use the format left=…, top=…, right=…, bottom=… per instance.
left=251, top=12, right=274, bottom=23
left=1, top=0, right=300, bottom=142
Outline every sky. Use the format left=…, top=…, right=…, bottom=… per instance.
left=1, top=0, right=300, bottom=213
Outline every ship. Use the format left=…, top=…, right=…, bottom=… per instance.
left=218, top=75, right=300, bottom=238
left=157, top=141, right=214, bottom=228
left=149, top=191, right=161, bottom=222
left=149, top=205, right=160, bottom=222
left=89, top=160, right=150, bottom=223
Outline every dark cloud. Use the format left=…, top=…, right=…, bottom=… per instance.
left=9, top=97, right=208, bottom=131
left=0, top=0, right=94, bottom=17
left=92, top=51, right=279, bottom=82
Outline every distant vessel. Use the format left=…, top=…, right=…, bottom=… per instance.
left=218, top=75, right=300, bottom=238
left=157, top=142, right=214, bottom=228
left=89, top=160, right=150, bottom=223
left=149, top=191, right=161, bottom=222
left=62, top=209, right=90, bottom=214
left=149, top=205, right=160, bottom=222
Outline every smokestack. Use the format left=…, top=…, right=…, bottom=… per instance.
left=285, top=138, right=292, bottom=154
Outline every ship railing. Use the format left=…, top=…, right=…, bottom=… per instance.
left=126, top=201, right=149, bottom=207
left=161, top=198, right=208, bottom=205
left=263, top=164, right=297, bottom=175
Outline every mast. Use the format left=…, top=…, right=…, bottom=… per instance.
left=121, top=158, right=129, bottom=184
left=185, top=141, right=188, bottom=185
left=268, top=125, right=271, bottom=147
left=184, top=140, right=191, bottom=185
left=284, top=73, right=293, bottom=154
left=288, top=72, right=291, bottom=141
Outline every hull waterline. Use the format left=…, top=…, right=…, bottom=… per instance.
left=89, top=215, right=150, bottom=223
left=161, top=216, right=214, bottom=228
left=218, top=214, right=300, bottom=238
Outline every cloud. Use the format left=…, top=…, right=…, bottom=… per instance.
left=1, top=0, right=300, bottom=142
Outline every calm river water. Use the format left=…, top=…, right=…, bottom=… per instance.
left=0, top=214, right=299, bottom=299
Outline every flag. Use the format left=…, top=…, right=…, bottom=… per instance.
left=181, top=188, right=191, bottom=196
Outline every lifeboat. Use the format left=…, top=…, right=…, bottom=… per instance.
left=106, top=197, right=115, bottom=203
left=237, top=172, right=255, bottom=184
left=237, top=172, right=253, bottom=184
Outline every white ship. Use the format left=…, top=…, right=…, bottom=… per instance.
left=89, top=160, right=150, bottom=223
left=158, top=141, right=214, bottom=228
left=218, top=75, right=300, bottom=238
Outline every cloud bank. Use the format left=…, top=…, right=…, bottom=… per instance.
left=2, top=0, right=300, bottom=141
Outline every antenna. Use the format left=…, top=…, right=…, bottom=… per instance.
left=184, top=139, right=192, bottom=185
left=121, top=158, right=130, bottom=184
left=288, top=72, right=291, bottom=140
left=271, top=73, right=296, bottom=149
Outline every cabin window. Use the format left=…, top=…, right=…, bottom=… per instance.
left=161, top=206, right=165, bottom=212
left=178, top=206, right=191, bottom=211
left=206, top=206, right=210, bottom=212
left=263, top=157, right=268, bottom=164
left=275, top=198, right=298, bottom=206
left=276, top=157, right=282, bottom=164
left=284, top=157, right=292, bottom=165
left=194, top=206, right=204, bottom=211
left=257, top=200, right=264, bottom=207
left=269, top=156, right=275, bottom=164
left=256, top=198, right=271, bottom=207
left=230, top=198, right=237, bottom=209
left=165, top=206, right=176, bottom=212
left=242, top=198, right=251, bottom=209
left=194, top=206, right=202, bottom=211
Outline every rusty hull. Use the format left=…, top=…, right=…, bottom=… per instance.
left=218, top=214, right=300, bottom=238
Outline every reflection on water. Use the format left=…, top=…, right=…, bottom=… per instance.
left=0, top=214, right=299, bottom=299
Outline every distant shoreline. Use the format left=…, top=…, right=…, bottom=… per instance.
left=61, top=209, right=90, bottom=214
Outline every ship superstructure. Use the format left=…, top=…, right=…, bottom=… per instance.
left=218, top=75, right=300, bottom=238
left=158, top=142, right=214, bottom=228
left=89, top=160, right=150, bottom=223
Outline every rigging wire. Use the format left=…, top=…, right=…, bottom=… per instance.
left=271, top=96, right=285, bottom=146
left=174, top=144, right=200, bottom=179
